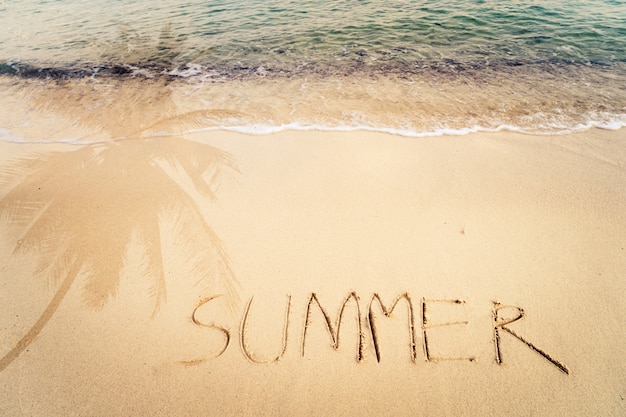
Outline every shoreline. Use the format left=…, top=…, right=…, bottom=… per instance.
left=2, top=68, right=626, bottom=141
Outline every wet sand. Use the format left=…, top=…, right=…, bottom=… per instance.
left=0, top=127, right=624, bottom=416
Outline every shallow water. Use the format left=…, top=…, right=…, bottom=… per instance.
left=1, top=0, right=625, bottom=137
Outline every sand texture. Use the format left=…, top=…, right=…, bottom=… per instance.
left=0, top=123, right=625, bottom=416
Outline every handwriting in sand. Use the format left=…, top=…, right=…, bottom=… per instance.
left=181, top=292, right=569, bottom=375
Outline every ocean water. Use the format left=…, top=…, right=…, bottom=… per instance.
left=1, top=0, right=626, bottom=138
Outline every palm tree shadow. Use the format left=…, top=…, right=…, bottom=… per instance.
left=0, top=68, right=239, bottom=372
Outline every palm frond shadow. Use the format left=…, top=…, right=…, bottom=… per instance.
left=2, top=139, right=239, bottom=309
left=0, top=71, right=239, bottom=373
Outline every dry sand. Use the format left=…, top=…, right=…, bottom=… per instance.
left=0, top=126, right=624, bottom=416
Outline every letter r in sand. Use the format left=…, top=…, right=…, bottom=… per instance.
left=493, top=301, right=569, bottom=375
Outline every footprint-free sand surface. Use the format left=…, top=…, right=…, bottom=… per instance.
left=1, top=126, right=624, bottom=416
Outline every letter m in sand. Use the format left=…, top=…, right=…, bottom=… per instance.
left=301, top=292, right=365, bottom=362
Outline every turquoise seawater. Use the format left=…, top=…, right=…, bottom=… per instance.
left=1, top=0, right=625, bottom=136
left=2, top=0, right=626, bottom=70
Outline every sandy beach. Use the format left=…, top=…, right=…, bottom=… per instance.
left=0, top=126, right=624, bottom=416
left=2, top=0, right=626, bottom=414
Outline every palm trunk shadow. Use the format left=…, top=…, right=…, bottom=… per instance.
left=0, top=258, right=80, bottom=372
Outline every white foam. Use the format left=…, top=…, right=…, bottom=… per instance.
left=0, top=128, right=125, bottom=145
left=1, top=114, right=625, bottom=145
left=167, top=64, right=204, bottom=78
left=187, top=117, right=626, bottom=138
left=0, top=128, right=26, bottom=143
left=595, top=120, right=625, bottom=130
